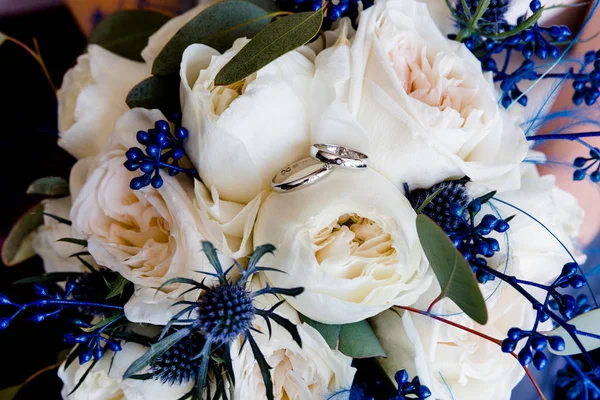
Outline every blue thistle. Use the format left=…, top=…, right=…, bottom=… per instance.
left=124, top=119, right=198, bottom=190
left=123, top=242, right=304, bottom=400
left=408, top=181, right=470, bottom=232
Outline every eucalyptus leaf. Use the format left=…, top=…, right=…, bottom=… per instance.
left=299, top=315, right=340, bottom=350
left=1, top=203, right=44, bottom=266
left=541, top=309, right=600, bottom=356
left=214, top=9, right=323, bottom=86
left=416, top=214, right=488, bottom=325
left=338, top=320, right=386, bottom=358
left=0, top=385, right=21, bottom=400
left=88, top=10, right=170, bottom=62
left=26, top=177, right=69, bottom=196
left=126, top=75, right=181, bottom=118
left=152, top=1, right=277, bottom=75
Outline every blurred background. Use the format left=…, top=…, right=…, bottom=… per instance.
left=0, top=1, right=598, bottom=399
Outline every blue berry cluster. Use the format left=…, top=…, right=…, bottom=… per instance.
left=445, top=198, right=510, bottom=284
left=501, top=327, right=565, bottom=370
left=574, top=146, right=600, bottom=183
left=548, top=262, right=592, bottom=320
left=409, top=183, right=510, bottom=284
left=393, top=370, right=432, bottom=400
left=124, top=120, right=197, bottom=190
left=556, top=358, right=600, bottom=400
left=447, top=0, right=594, bottom=109
left=276, top=0, right=373, bottom=27
left=64, top=317, right=123, bottom=364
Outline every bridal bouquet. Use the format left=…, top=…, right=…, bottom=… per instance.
left=3, top=0, right=600, bottom=399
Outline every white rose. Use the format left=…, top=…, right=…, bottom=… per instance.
left=58, top=342, right=192, bottom=399
left=253, top=167, right=432, bottom=324
left=371, top=154, right=585, bottom=399
left=69, top=108, right=210, bottom=288
left=311, top=0, right=527, bottom=192
left=58, top=45, right=150, bottom=159
left=180, top=40, right=315, bottom=204
left=32, top=197, right=89, bottom=273
left=192, top=180, right=262, bottom=259
left=232, top=284, right=356, bottom=400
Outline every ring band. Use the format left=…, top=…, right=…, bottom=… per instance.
left=310, top=144, right=369, bottom=169
left=271, top=158, right=333, bottom=193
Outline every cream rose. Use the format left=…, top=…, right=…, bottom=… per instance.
left=32, top=197, right=90, bottom=274
left=180, top=40, right=315, bottom=204
left=253, top=167, right=431, bottom=324
left=371, top=155, right=585, bottom=399
left=69, top=108, right=210, bottom=288
left=232, top=284, right=356, bottom=400
left=311, top=0, right=527, bottom=192
left=58, top=342, right=192, bottom=399
left=58, top=45, right=149, bottom=159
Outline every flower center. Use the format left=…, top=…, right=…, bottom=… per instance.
left=313, top=213, right=398, bottom=280
left=209, top=76, right=256, bottom=116
left=196, top=283, right=255, bottom=344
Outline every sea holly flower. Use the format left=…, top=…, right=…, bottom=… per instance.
left=123, top=242, right=304, bottom=400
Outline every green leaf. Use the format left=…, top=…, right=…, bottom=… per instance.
left=126, top=75, right=181, bottom=118
left=477, top=190, right=497, bottom=205
left=471, top=0, right=491, bottom=27
left=57, top=238, right=88, bottom=247
left=486, top=7, right=544, bottom=40
left=26, top=177, right=69, bottom=196
left=299, top=315, right=340, bottom=350
left=152, top=1, right=277, bottom=76
left=299, top=315, right=385, bottom=358
left=416, top=186, right=444, bottom=214
left=106, top=275, right=131, bottom=300
left=1, top=203, right=44, bottom=266
left=43, top=212, right=71, bottom=226
left=504, top=215, right=516, bottom=223
left=0, top=385, right=21, bottom=400
left=338, top=320, right=386, bottom=358
left=247, top=333, right=274, bottom=400
left=124, top=327, right=192, bottom=378
left=82, top=312, right=124, bottom=332
left=14, top=272, right=82, bottom=285
left=88, top=10, right=170, bottom=62
left=541, top=309, right=600, bottom=356
left=214, top=9, right=323, bottom=86
left=416, top=214, right=488, bottom=325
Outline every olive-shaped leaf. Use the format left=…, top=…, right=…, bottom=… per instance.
left=26, top=176, right=69, bottom=196
left=541, top=309, right=600, bottom=356
left=152, top=1, right=277, bottom=76
left=88, top=10, right=170, bottom=62
left=1, top=203, right=44, bottom=266
left=416, top=214, right=488, bottom=325
left=126, top=75, right=181, bottom=118
left=214, top=9, right=323, bottom=86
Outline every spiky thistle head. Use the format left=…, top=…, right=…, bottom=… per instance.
left=124, top=241, right=304, bottom=400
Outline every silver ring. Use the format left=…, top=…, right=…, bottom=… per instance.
left=310, top=144, right=369, bottom=169
left=271, top=158, right=333, bottom=193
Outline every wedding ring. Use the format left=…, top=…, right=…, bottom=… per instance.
left=271, top=158, right=333, bottom=193
left=310, top=144, right=369, bottom=169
